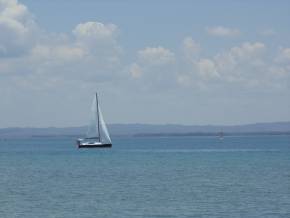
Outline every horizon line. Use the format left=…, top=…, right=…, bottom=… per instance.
left=1, top=121, right=290, bottom=129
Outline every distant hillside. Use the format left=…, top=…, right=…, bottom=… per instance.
left=0, top=122, right=290, bottom=138
left=110, top=122, right=290, bottom=135
left=0, top=127, right=85, bottom=138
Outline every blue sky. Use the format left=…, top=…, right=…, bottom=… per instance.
left=22, top=1, right=290, bottom=50
left=0, top=0, right=290, bottom=127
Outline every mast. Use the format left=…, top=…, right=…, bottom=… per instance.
left=96, top=92, right=101, bottom=142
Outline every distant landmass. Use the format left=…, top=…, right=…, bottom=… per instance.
left=0, top=122, right=290, bottom=138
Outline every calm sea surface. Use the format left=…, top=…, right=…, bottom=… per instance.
left=0, top=135, right=290, bottom=218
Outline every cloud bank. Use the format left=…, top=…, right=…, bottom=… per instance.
left=1, top=0, right=289, bottom=95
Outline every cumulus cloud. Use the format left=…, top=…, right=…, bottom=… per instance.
left=206, top=26, right=241, bottom=37
left=212, top=42, right=267, bottom=84
left=182, top=37, right=200, bottom=59
left=127, top=40, right=289, bottom=92
left=177, top=40, right=290, bottom=90
left=196, top=59, right=219, bottom=80
left=73, top=21, right=120, bottom=53
left=0, top=0, right=123, bottom=87
left=0, top=0, right=288, bottom=96
left=229, top=42, right=265, bottom=59
left=0, top=0, right=38, bottom=57
left=128, top=46, right=177, bottom=91
left=73, top=22, right=117, bottom=41
left=0, top=1, right=123, bottom=90
left=211, top=42, right=266, bottom=79
left=138, top=46, right=175, bottom=66
left=72, top=21, right=121, bottom=68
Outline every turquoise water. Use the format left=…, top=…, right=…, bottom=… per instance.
left=0, top=135, right=290, bottom=217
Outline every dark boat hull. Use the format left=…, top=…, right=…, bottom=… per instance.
left=78, top=143, right=112, bottom=148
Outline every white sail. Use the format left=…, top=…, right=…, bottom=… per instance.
left=86, top=96, right=99, bottom=139
left=98, top=104, right=111, bottom=144
left=85, top=94, right=111, bottom=144
left=78, top=93, right=112, bottom=148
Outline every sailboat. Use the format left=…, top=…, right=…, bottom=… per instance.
left=77, top=93, right=112, bottom=148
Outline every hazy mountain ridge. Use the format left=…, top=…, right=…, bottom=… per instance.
left=0, top=122, right=290, bottom=138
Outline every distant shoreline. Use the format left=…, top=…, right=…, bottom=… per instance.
left=134, top=131, right=290, bottom=137
left=0, top=131, right=289, bottom=139
left=1, top=122, right=290, bottom=138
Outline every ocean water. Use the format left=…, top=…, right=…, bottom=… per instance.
left=0, top=135, right=290, bottom=218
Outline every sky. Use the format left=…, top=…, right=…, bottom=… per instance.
left=0, top=0, right=290, bottom=128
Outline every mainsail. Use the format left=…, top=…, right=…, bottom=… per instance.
left=85, top=94, right=111, bottom=144
left=86, top=96, right=99, bottom=139
left=98, top=105, right=112, bottom=144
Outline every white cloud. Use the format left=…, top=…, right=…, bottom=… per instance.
left=0, top=0, right=124, bottom=88
left=138, top=46, right=175, bottom=66
left=206, top=26, right=241, bottom=37
left=275, top=47, right=290, bottom=63
left=31, top=44, right=85, bottom=62
left=177, top=41, right=290, bottom=90
left=212, top=42, right=267, bottom=85
left=229, top=42, right=265, bottom=59
left=215, top=42, right=267, bottom=81
left=127, top=40, right=289, bottom=92
left=182, top=37, right=200, bottom=59
left=196, top=58, right=219, bottom=80
left=0, top=1, right=288, bottom=96
left=0, top=0, right=38, bottom=57
left=72, top=21, right=121, bottom=67
left=260, top=29, right=276, bottom=36
left=73, top=21, right=118, bottom=47
left=127, top=46, right=177, bottom=91
left=129, top=63, right=142, bottom=78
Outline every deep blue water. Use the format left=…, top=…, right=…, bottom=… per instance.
left=0, top=135, right=290, bottom=218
